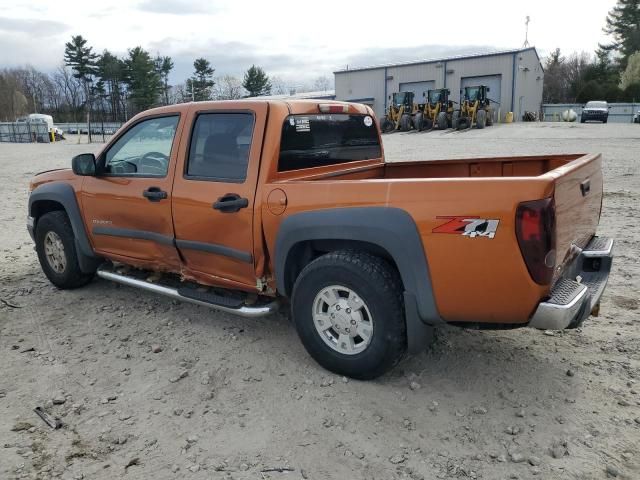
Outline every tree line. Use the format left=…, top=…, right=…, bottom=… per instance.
left=543, top=0, right=640, bottom=104
left=0, top=34, right=334, bottom=123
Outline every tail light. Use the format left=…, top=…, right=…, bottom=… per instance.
left=515, top=197, right=556, bottom=285
left=318, top=104, right=349, bottom=113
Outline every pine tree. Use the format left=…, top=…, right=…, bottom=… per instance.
left=600, top=0, right=640, bottom=68
left=97, top=50, right=127, bottom=121
left=155, top=55, right=174, bottom=105
left=242, top=65, right=271, bottom=97
left=64, top=35, right=98, bottom=138
left=186, top=58, right=214, bottom=101
left=124, top=47, right=162, bottom=113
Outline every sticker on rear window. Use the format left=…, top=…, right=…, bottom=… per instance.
left=364, top=115, right=373, bottom=127
left=295, top=117, right=310, bottom=132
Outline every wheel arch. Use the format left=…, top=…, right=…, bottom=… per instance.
left=29, top=182, right=100, bottom=272
left=275, top=207, right=442, bottom=329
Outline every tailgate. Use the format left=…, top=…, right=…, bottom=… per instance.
left=552, top=154, right=603, bottom=274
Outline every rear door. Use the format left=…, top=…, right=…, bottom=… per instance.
left=171, top=102, right=268, bottom=289
left=80, top=113, right=184, bottom=269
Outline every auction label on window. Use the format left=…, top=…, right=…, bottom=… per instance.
left=295, top=117, right=310, bottom=132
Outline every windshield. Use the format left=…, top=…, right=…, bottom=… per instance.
left=465, top=87, right=480, bottom=101
left=393, top=92, right=409, bottom=106
left=428, top=90, right=443, bottom=103
left=585, top=101, right=607, bottom=109
left=279, top=114, right=382, bottom=172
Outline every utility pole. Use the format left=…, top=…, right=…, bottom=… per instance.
left=523, top=16, right=530, bottom=47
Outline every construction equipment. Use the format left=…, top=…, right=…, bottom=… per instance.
left=413, top=89, right=454, bottom=131
left=380, top=92, right=416, bottom=133
left=452, top=85, right=495, bottom=130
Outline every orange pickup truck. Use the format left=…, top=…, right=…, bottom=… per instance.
left=28, top=100, right=613, bottom=379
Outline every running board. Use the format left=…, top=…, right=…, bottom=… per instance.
left=96, top=266, right=279, bottom=318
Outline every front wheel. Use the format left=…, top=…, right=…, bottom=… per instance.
left=291, top=251, right=406, bottom=379
left=413, top=112, right=424, bottom=131
left=436, top=112, right=448, bottom=130
left=35, top=211, right=95, bottom=289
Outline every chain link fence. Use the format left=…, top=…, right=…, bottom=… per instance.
left=0, top=122, right=51, bottom=143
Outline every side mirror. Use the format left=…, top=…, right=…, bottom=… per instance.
left=72, top=153, right=96, bottom=176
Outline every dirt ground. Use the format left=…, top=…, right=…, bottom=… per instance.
left=1, top=123, right=638, bottom=480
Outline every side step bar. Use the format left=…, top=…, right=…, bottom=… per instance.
left=96, top=266, right=279, bottom=318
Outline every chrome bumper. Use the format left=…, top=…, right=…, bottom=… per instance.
left=529, top=236, right=613, bottom=330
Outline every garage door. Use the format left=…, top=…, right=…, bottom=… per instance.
left=460, top=75, right=501, bottom=108
left=399, top=81, right=435, bottom=104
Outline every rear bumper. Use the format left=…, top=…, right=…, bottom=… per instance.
left=528, top=236, right=613, bottom=330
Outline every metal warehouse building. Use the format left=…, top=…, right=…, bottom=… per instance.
left=334, top=47, right=543, bottom=122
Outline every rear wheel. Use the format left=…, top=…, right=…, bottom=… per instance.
left=486, top=109, right=494, bottom=126
left=457, top=116, right=469, bottom=130
left=291, top=251, right=406, bottom=380
left=452, top=110, right=460, bottom=129
left=35, top=211, right=95, bottom=289
left=400, top=114, right=412, bottom=132
left=436, top=112, right=448, bottom=130
left=413, top=112, right=424, bottom=131
left=476, top=109, right=486, bottom=129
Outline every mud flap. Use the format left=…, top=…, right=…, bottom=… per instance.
left=404, top=291, right=435, bottom=353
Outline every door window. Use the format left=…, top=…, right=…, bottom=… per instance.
left=103, top=115, right=179, bottom=177
left=186, top=113, right=254, bottom=182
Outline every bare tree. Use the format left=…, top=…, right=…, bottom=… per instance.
left=213, top=75, right=244, bottom=99
left=313, top=75, right=333, bottom=91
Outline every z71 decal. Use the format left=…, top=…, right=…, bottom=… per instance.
left=433, top=216, right=500, bottom=239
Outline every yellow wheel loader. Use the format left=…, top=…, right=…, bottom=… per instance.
left=413, top=89, right=455, bottom=131
left=380, top=92, right=416, bottom=133
left=452, top=85, right=495, bottom=130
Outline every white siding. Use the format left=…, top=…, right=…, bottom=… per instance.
left=334, top=48, right=544, bottom=122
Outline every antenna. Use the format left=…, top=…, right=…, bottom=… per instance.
left=523, top=16, right=530, bottom=47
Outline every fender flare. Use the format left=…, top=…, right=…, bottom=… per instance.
left=29, top=182, right=99, bottom=271
left=274, top=207, right=442, bottom=352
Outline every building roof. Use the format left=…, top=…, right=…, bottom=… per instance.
left=334, top=47, right=541, bottom=74
left=247, top=90, right=335, bottom=100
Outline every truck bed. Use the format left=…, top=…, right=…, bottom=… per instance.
left=266, top=153, right=603, bottom=324
left=281, top=153, right=587, bottom=181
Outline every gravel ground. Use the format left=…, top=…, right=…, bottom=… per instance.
left=1, top=123, right=638, bottom=480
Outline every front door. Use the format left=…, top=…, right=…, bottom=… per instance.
left=172, top=103, right=268, bottom=290
left=80, top=114, right=184, bottom=269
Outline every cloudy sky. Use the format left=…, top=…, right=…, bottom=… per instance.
left=0, top=0, right=617, bottom=86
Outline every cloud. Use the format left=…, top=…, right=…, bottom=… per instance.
left=137, top=0, right=221, bottom=15
left=0, top=17, right=69, bottom=37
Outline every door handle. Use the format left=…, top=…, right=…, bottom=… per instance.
left=213, top=193, right=249, bottom=213
left=143, top=187, right=167, bottom=202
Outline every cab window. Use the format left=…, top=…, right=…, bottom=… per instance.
left=103, top=115, right=179, bottom=177
left=186, top=113, right=254, bottom=182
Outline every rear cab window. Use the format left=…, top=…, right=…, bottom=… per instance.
left=278, top=114, right=381, bottom=172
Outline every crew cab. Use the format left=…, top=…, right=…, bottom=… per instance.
left=27, top=100, right=613, bottom=379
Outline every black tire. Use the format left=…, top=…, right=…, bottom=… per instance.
left=400, top=114, right=412, bottom=132
left=291, top=251, right=406, bottom=380
left=457, top=116, right=469, bottom=130
left=580, top=117, right=585, bottom=123
left=380, top=118, right=393, bottom=133
left=35, top=211, right=95, bottom=289
left=423, top=117, right=434, bottom=130
left=451, top=110, right=460, bottom=129
left=436, top=112, right=448, bottom=130
left=486, top=109, right=494, bottom=126
left=603, top=118, right=608, bottom=124
left=476, top=109, right=486, bottom=129
left=413, top=112, right=424, bottom=131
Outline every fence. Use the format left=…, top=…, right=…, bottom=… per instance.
left=0, top=122, right=51, bottom=143
left=542, top=103, right=640, bottom=123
